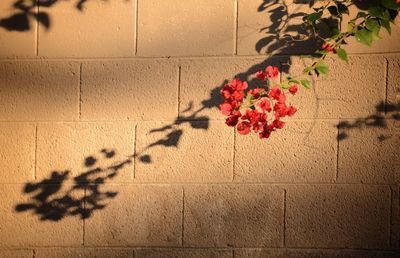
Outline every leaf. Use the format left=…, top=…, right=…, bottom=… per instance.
left=381, top=0, right=400, bottom=10
left=288, top=79, right=299, bottom=84
left=368, top=6, right=385, bottom=19
left=337, top=3, right=349, bottom=14
left=315, top=61, right=329, bottom=75
left=300, top=79, right=311, bottom=89
left=365, top=18, right=381, bottom=40
left=355, top=28, right=373, bottom=46
left=380, top=19, right=392, bottom=34
left=305, top=11, right=323, bottom=22
left=336, top=48, right=348, bottom=63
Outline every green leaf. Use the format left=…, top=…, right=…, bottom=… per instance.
left=381, top=0, right=400, bottom=10
left=281, top=82, right=290, bottom=89
left=356, top=11, right=367, bottom=18
left=365, top=18, right=381, bottom=40
left=337, top=3, right=349, bottom=14
left=303, top=66, right=314, bottom=74
left=336, top=48, right=348, bottom=63
left=315, top=60, right=329, bottom=75
left=380, top=19, right=392, bottom=34
left=288, top=79, right=299, bottom=84
left=306, top=11, right=323, bottom=22
left=300, top=79, right=311, bottom=89
left=368, top=6, right=385, bottom=19
left=355, top=28, right=373, bottom=46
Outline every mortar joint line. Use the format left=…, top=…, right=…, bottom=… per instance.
left=34, top=124, right=38, bottom=180
left=234, top=0, right=239, bottom=55
left=181, top=187, right=185, bottom=247
left=133, top=123, right=138, bottom=180
left=389, top=185, right=393, bottom=248
left=335, top=124, right=340, bottom=182
left=283, top=188, right=287, bottom=247
left=177, top=65, right=182, bottom=118
left=35, top=1, right=39, bottom=56
left=79, top=63, right=83, bottom=120
left=384, top=57, right=389, bottom=115
left=232, top=129, right=237, bottom=182
left=82, top=186, right=86, bottom=246
left=134, top=0, right=139, bottom=56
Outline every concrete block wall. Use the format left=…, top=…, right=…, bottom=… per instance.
left=0, top=0, right=399, bottom=257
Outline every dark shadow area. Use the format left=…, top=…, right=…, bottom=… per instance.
left=15, top=148, right=132, bottom=221
left=337, top=101, right=400, bottom=141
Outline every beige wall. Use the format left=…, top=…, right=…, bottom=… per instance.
left=0, top=0, right=399, bottom=257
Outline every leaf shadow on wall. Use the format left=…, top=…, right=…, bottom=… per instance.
left=15, top=148, right=131, bottom=221
left=0, top=0, right=94, bottom=31
left=337, top=101, right=400, bottom=141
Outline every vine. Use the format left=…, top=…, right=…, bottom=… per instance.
left=220, top=0, right=400, bottom=139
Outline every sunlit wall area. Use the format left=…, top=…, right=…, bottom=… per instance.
left=0, top=0, right=399, bottom=257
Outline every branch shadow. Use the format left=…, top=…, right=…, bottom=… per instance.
left=15, top=148, right=132, bottom=221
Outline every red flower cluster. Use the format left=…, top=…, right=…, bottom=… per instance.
left=220, top=66, right=298, bottom=139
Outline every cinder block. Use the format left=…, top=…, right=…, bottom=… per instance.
left=0, top=123, right=35, bottom=183
left=137, top=0, right=234, bottom=56
left=135, top=248, right=232, bottom=258
left=179, top=57, right=281, bottom=120
left=235, top=248, right=400, bottom=258
left=36, top=122, right=135, bottom=183
left=135, top=121, right=233, bottom=182
left=0, top=0, right=36, bottom=57
left=0, top=184, right=83, bottom=247
left=390, top=185, right=399, bottom=249
left=35, top=248, right=133, bottom=258
left=0, top=61, right=80, bottom=121
left=184, top=185, right=284, bottom=247
left=84, top=185, right=182, bottom=246
left=235, top=120, right=337, bottom=183
left=38, top=0, right=135, bottom=57
left=0, top=250, right=33, bottom=258
left=338, top=119, right=399, bottom=183
left=286, top=185, right=391, bottom=249
left=283, top=56, right=386, bottom=119
left=81, top=60, right=178, bottom=120
left=238, top=0, right=317, bottom=55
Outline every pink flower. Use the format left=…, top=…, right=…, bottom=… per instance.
left=237, top=122, right=251, bottom=135
left=256, top=71, right=266, bottom=81
left=220, top=102, right=233, bottom=116
left=268, top=86, right=282, bottom=100
left=287, top=106, right=297, bottom=116
left=289, top=84, right=298, bottom=95
left=259, top=99, right=272, bottom=112
left=265, top=66, right=279, bottom=79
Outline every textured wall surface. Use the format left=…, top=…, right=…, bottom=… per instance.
left=0, top=0, right=399, bottom=257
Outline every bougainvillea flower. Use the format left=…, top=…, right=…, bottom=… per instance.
left=256, top=71, right=266, bottom=81
left=289, top=84, right=298, bottom=95
left=225, top=111, right=241, bottom=126
left=237, top=122, right=251, bottom=135
left=259, top=99, right=272, bottom=112
left=220, top=102, right=233, bottom=116
left=265, top=66, right=280, bottom=79
left=273, top=119, right=285, bottom=129
left=287, top=106, right=297, bottom=116
left=268, top=86, right=282, bottom=100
